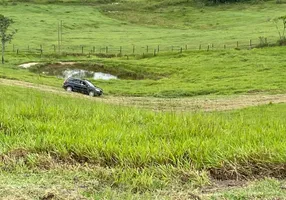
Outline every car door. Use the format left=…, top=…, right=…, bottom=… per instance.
left=72, top=80, right=82, bottom=92
left=81, top=81, right=89, bottom=94
left=76, top=80, right=88, bottom=94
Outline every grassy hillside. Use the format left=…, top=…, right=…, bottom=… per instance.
left=0, top=0, right=286, bottom=98
left=1, top=1, right=285, bottom=51
left=2, top=46, right=286, bottom=97
left=2, top=84, right=286, bottom=198
left=2, top=84, right=286, bottom=175
left=1, top=0, right=286, bottom=198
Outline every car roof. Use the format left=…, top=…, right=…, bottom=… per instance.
left=67, top=77, right=82, bottom=81
left=67, top=78, right=92, bottom=83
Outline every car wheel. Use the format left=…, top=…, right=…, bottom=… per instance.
left=66, top=86, right=73, bottom=92
left=89, top=91, right=95, bottom=97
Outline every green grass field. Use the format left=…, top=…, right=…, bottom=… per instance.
left=1, top=0, right=286, bottom=98
left=1, top=84, right=286, bottom=198
left=1, top=0, right=286, bottom=199
left=2, top=46, right=286, bottom=97
left=1, top=1, right=286, bottom=52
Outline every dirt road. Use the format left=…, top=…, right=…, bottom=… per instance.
left=1, top=78, right=286, bottom=112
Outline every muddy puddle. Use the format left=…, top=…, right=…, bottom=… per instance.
left=21, top=62, right=161, bottom=80
left=20, top=62, right=118, bottom=80
left=19, top=63, right=39, bottom=68
left=62, top=69, right=118, bottom=80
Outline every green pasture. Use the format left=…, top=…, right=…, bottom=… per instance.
left=0, top=0, right=286, bottom=98
left=1, top=84, right=286, bottom=197
left=1, top=84, right=286, bottom=175
left=1, top=46, right=286, bottom=97
left=1, top=0, right=286, bottom=198
left=0, top=1, right=286, bottom=53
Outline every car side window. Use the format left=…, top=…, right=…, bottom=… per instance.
left=82, top=81, right=87, bottom=86
left=74, top=80, right=80, bottom=84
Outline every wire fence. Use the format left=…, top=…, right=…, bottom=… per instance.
left=4, top=37, right=274, bottom=58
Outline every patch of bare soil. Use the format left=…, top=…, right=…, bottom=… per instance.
left=0, top=152, right=98, bottom=200
left=201, top=179, right=247, bottom=195
left=0, top=149, right=284, bottom=200
left=209, top=162, right=286, bottom=181
left=0, top=183, right=88, bottom=200
left=1, top=78, right=286, bottom=112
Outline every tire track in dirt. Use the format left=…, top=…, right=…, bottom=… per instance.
left=1, top=78, right=286, bottom=112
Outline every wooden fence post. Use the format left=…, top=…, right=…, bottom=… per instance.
left=207, top=45, right=210, bottom=51
left=265, top=37, right=268, bottom=45
left=157, top=45, right=160, bottom=53
left=81, top=46, right=84, bottom=54
left=106, top=46, right=108, bottom=54
left=154, top=49, right=157, bottom=56
left=133, top=45, right=135, bottom=54
left=249, top=40, right=252, bottom=49
left=146, top=45, right=149, bottom=53
left=199, top=44, right=201, bottom=50
left=40, top=45, right=43, bottom=56
left=180, top=47, right=183, bottom=53
left=120, top=46, right=122, bottom=54
left=236, top=41, right=239, bottom=48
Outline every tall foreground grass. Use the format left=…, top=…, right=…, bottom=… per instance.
left=1, top=85, right=286, bottom=178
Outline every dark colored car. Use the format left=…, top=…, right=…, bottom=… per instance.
left=63, top=77, right=103, bottom=97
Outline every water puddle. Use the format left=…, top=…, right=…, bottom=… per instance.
left=24, top=62, right=152, bottom=80
left=93, top=72, right=117, bottom=80
left=19, top=62, right=39, bottom=68
left=61, top=69, right=118, bottom=80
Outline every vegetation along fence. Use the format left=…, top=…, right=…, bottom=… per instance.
left=5, top=37, right=273, bottom=58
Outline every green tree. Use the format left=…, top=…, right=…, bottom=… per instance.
left=273, top=15, right=286, bottom=44
left=0, top=15, right=17, bottom=64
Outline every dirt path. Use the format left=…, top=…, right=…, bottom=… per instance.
left=1, top=78, right=286, bottom=112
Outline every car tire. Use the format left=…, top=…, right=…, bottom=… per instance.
left=89, top=91, right=95, bottom=97
left=66, top=86, right=73, bottom=92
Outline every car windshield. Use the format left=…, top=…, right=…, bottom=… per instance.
left=85, top=80, right=95, bottom=87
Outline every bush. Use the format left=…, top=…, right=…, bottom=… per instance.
left=277, top=38, right=286, bottom=46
